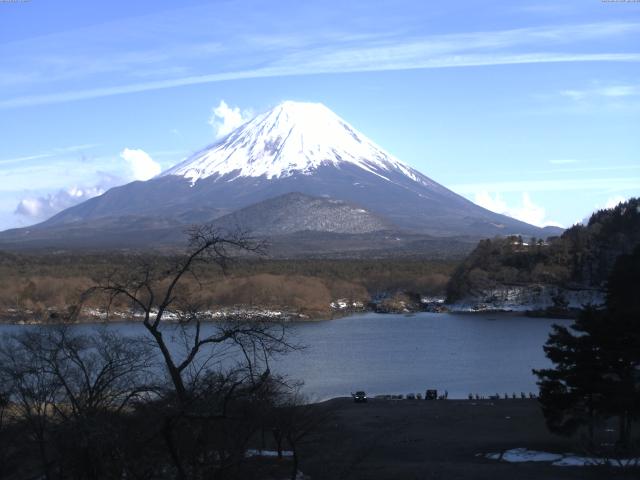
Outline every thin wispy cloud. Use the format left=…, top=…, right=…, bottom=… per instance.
left=1, top=18, right=639, bottom=108
left=0, top=144, right=101, bottom=165
left=0, top=153, right=52, bottom=165
left=561, top=84, right=640, bottom=101
left=2, top=54, right=639, bottom=110
left=0, top=148, right=157, bottom=193
left=0, top=161, right=108, bottom=192
left=517, top=3, right=578, bottom=15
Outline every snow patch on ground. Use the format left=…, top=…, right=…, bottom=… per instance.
left=484, top=448, right=639, bottom=468
left=82, top=307, right=292, bottom=322
left=420, top=296, right=445, bottom=304
left=330, top=299, right=365, bottom=310
left=245, top=449, right=293, bottom=458
left=493, top=448, right=563, bottom=462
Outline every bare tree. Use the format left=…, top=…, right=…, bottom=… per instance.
left=0, top=369, right=17, bottom=478
left=81, top=225, right=298, bottom=479
left=85, top=226, right=292, bottom=401
left=0, top=325, right=154, bottom=480
left=0, top=226, right=303, bottom=479
left=0, top=330, right=61, bottom=480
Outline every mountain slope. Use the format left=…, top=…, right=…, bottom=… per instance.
left=0, top=101, right=560, bottom=251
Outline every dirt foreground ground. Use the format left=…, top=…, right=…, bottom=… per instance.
left=295, top=398, right=636, bottom=480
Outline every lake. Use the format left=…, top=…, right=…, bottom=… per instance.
left=0, top=312, right=567, bottom=400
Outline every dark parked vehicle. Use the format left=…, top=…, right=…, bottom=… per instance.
left=352, top=391, right=367, bottom=403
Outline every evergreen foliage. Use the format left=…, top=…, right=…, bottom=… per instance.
left=447, top=198, right=640, bottom=302
left=533, top=245, right=640, bottom=449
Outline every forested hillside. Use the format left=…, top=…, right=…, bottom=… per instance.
left=446, top=198, right=640, bottom=305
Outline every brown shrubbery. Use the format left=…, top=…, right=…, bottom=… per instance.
left=0, top=275, right=91, bottom=320
left=0, top=253, right=455, bottom=321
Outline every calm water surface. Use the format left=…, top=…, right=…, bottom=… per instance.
left=0, top=312, right=567, bottom=400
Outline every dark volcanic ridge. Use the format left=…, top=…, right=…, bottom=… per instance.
left=211, top=192, right=390, bottom=236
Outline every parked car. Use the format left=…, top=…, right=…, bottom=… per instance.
left=352, top=391, right=367, bottom=403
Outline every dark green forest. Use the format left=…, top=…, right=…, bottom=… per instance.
left=446, top=198, right=640, bottom=303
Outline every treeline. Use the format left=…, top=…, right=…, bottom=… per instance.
left=446, top=198, right=640, bottom=302
left=0, top=254, right=456, bottom=320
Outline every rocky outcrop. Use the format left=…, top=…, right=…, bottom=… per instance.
left=448, top=284, right=604, bottom=316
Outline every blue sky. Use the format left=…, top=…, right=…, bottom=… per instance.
left=0, top=0, right=638, bottom=230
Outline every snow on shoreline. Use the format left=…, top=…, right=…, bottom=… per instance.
left=483, top=448, right=639, bottom=468
left=3, top=287, right=605, bottom=325
left=245, top=449, right=293, bottom=458
left=84, top=307, right=292, bottom=321
left=448, top=285, right=605, bottom=313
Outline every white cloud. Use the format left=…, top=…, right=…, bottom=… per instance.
left=579, top=194, right=631, bottom=225
left=475, top=191, right=563, bottom=228
left=15, top=186, right=104, bottom=220
left=208, top=100, right=252, bottom=138
left=604, top=194, right=627, bottom=209
left=120, top=148, right=162, bottom=180
left=11, top=147, right=161, bottom=224
left=14, top=171, right=124, bottom=221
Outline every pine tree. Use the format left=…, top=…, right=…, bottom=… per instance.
left=534, top=306, right=609, bottom=444
left=601, top=246, right=640, bottom=448
left=534, top=245, right=640, bottom=449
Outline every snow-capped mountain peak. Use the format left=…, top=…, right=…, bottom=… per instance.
left=2, top=101, right=558, bottom=248
left=162, top=101, right=423, bottom=184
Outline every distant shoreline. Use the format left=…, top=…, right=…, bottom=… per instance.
left=0, top=307, right=574, bottom=327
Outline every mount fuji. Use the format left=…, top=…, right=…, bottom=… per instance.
left=0, top=101, right=560, bottom=253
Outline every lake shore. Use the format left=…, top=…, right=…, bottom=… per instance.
left=0, top=304, right=560, bottom=325
left=296, top=397, right=636, bottom=479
